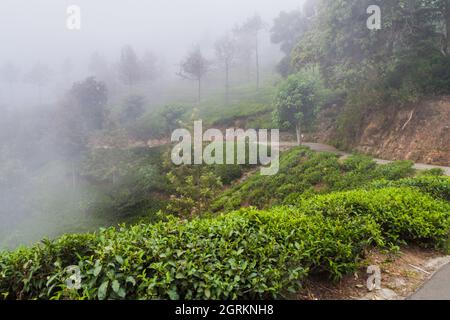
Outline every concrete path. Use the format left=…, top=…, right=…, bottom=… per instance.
left=409, top=264, right=450, bottom=300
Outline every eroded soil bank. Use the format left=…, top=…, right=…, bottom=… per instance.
left=313, top=96, right=450, bottom=166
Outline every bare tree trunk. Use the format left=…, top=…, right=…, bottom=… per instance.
left=225, top=62, right=230, bottom=106
left=71, top=162, right=77, bottom=189
left=198, top=78, right=201, bottom=104
left=445, top=2, right=450, bottom=55
left=8, top=82, right=13, bottom=105
left=295, top=124, right=302, bottom=146
left=255, top=34, right=260, bottom=90
left=38, top=85, right=42, bottom=104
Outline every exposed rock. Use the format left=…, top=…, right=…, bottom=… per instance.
left=360, top=288, right=399, bottom=300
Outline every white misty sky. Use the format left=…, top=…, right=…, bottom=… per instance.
left=0, top=0, right=304, bottom=68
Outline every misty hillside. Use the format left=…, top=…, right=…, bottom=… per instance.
left=1, top=0, right=450, bottom=302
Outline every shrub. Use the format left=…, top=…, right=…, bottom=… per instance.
left=1, top=187, right=449, bottom=300
left=211, top=148, right=416, bottom=212
left=370, top=176, right=450, bottom=202
left=294, top=187, right=450, bottom=246
left=374, top=161, right=415, bottom=180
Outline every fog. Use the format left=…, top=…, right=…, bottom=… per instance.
left=0, top=0, right=305, bottom=249
left=0, top=0, right=302, bottom=89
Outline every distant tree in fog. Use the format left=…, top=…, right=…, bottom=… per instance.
left=118, top=45, right=141, bottom=87
left=161, top=105, right=186, bottom=136
left=215, top=34, right=236, bottom=105
left=58, top=77, right=107, bottom=151
left=141, top=51, right=158, bottom=83
left=69, top=77, right=108, bottom=132
left=233, top=26, right=253, bottom=82
left=234, top=14, right=266, bottom=89
left=0, top=62, right=20, bottom=90
left=56, top=77, right=108, bottom=187
left=177, top=47, right=210, bottom=103
left=0, top=62, right=20, bottom=103
left=89, top=52, right=110, bottom=82
left=271, top=10, right=309, bottom=77
left=120, top=94, right=145, bottom=124
left=61, top=58, right=74, bottom=86
left=24, top=62, right=51, bottom=103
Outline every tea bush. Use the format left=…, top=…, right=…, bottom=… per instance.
left=211, top=148, right=415, bottom=212
left=291, top=187, right=450, bottom=247
left=1, top=187, right=449, bottom=300
left=370, top=176, right=450, bottom=202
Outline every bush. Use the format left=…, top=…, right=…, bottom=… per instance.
left=211, top=148, right=416, bottom=212
left=374, top=161, right=415, bottom=180
left=420, top=168, right=444, bottom=177
left=1, top=187, right=449, bottom=300
left=370, top=176, right=450, bottom=202
left=294, top=187, right=450, bottom=247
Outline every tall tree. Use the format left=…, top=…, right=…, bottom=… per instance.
left=271, top=10, right=309, bottom=77
left=141, top=51, right=158, bottom=83
left=89, top=52, right=110, bottom=82
left=235, top=14, right=266, bottom=89
left=120, top=94, right=146, bottom=124
left=177, top=47, right=210, bottom=103
left=0, top=62, right=20, bottom=102
left=24, top=62, right=51, bottom=103
left=161, top=105, right=186, bottom=136
left=61, top=58, right=73, bottom=86
left=118, top=45, right=141, bottom=87
left=273, top=72, right=325, bottom=146
left=56, top=77, right=108, bottom=187
left=215, top=34, right=236, bottom=105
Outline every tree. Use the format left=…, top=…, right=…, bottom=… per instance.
left=0, top=62, right=20, bottom=102
left=177, top=47, right=210, bottom=103
left=120, top=94, right=145, bottom=124
left=161, top=105, right=186, bottom=135
left=292, top=0, right=448, bottom=89
left=56, top=77, right=108, bottom=186
left=273, top=72, right=325, bottom=146
left=166, top=165, right=222, bottom=217
left=118, top=45, right=141, bottom=87
left=61, top=58, right=73, bottom=86
left=235, top=14, right=266, bottom=89
left=89, top=52, right=110, bottom=81
left=24, top=62, right=51, bottom=103
left=141, top=51, right=158, bottom=83
left=215, top=34, right=236, bottom=104
left=433, top=0, right=450, bottom=55
left=271, top=10, right=309, bottom=77
left=69, top=77, right=108, bottom=132
left=0, top=62, right=19, bottom=90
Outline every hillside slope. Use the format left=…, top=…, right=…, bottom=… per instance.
left=314, top=96, right=450, bottom=166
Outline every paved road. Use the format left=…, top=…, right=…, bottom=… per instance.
left=271, top=142, right=450, bottom=176
left=409, top=264, right=450, bottom=300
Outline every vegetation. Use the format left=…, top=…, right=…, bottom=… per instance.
left=2, top=1, right=450, bottom=302
left=177, top=48, right=211, bottom=103
left=273, top=71, right=327, bottom=145
left=1, top=183, right=449, bottom=300
left=289, top=0, right=450, bottom=146
left=212, top=148, right=416, bottom=212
